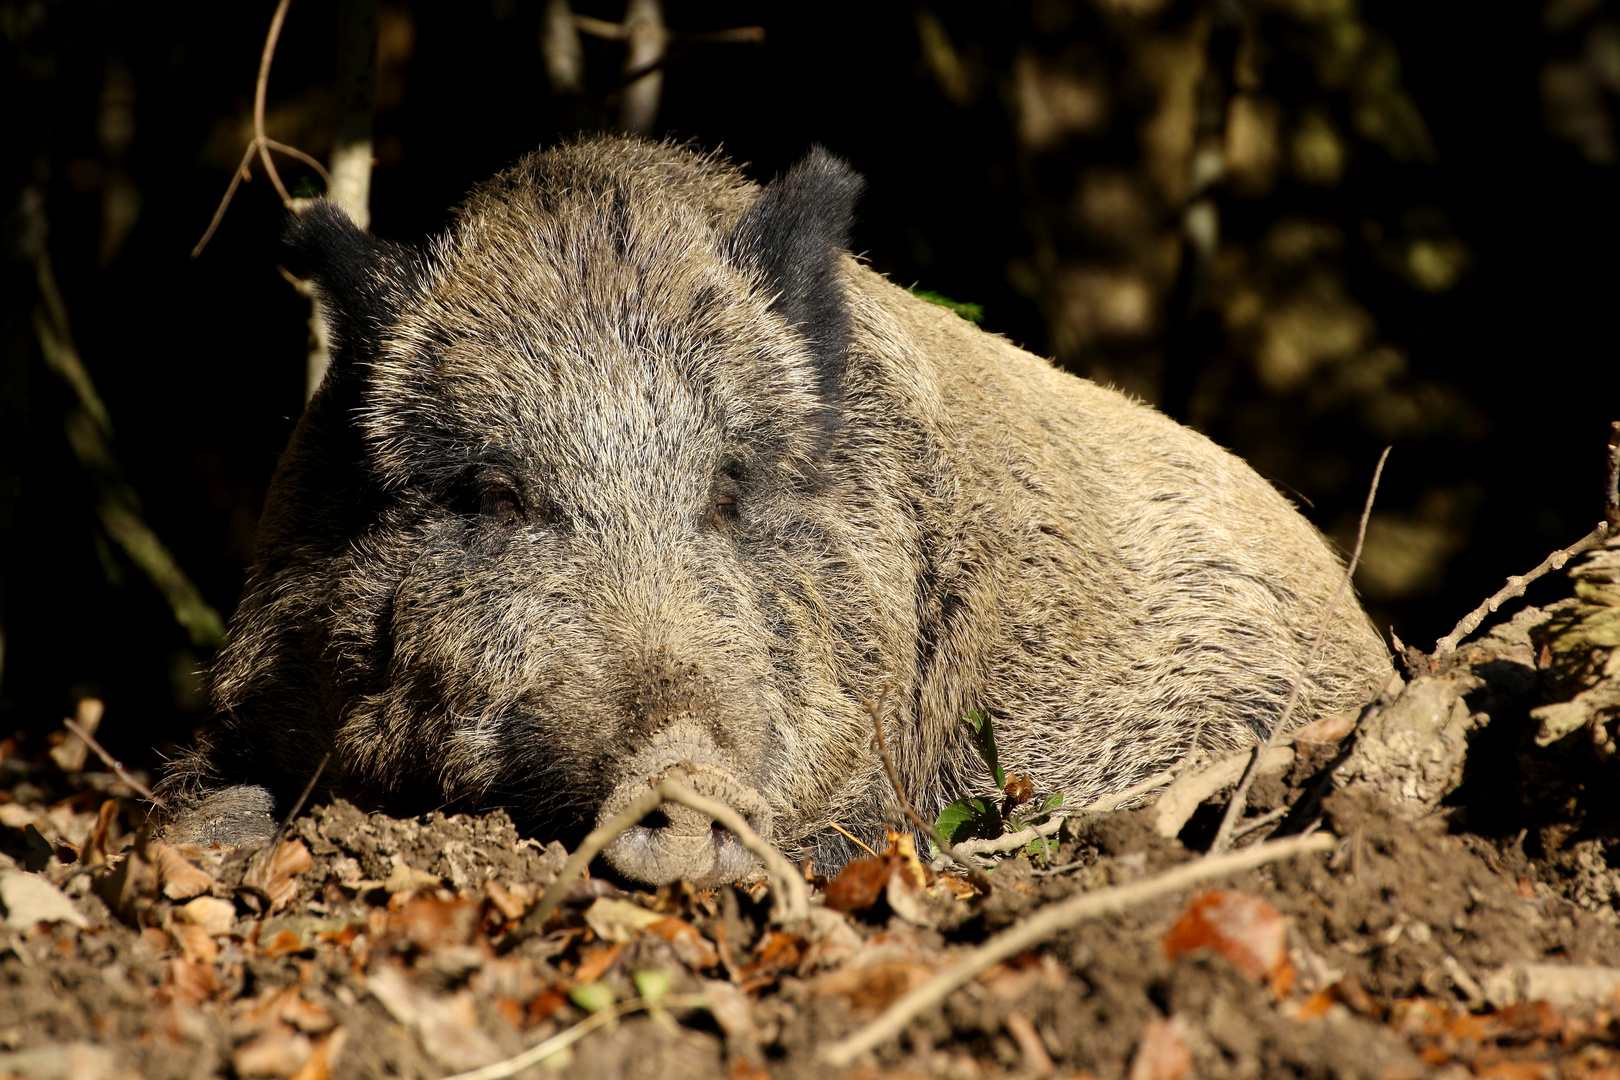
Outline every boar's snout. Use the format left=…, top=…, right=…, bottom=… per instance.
left=597, top=725, right=772, bottom=887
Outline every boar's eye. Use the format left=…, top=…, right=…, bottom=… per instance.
left=478, top=485, right=525, bottom=524
left=711, top=491, right=739, bottom=528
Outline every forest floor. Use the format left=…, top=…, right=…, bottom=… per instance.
left=2, top=537, right=1620, bottom=1080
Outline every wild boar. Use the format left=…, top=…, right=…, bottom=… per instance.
left=162, top=137, right=1389, bottom=885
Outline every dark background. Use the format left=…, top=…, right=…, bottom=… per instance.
left=3, top=0, right=1617, bottom=769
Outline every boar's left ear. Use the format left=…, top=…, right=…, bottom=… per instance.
left=728, top=147, right=864, bottom=402
left=281, top=201, right=421, bottom=378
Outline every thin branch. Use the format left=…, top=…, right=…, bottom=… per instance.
left=262, top=139, right=330, bottom=180
left=1605, top=421, right=1619, bottom=529
left=507, top=780, right=809, bottom=947
left=191, top=143, right=259, bottom=258
left=828, top=821, right=880, bottom=859
left=253, top=0, right=295, bottom=203
left=260, top=751, right=330, bottom=858
left=63, top=717, right=165, bottom=809
left=821, top=831, right=1337, bottom=1067
left=1207, top=446, right=1389, bottom=856
left=440, top=993, right=710, bottom=1080
left=1433, top=421, right=1619, bottom=660
left=867, top=699, right=993, bottom=891
left=928, top=766, right=1178, bottom=868
left=1433, top=523, right=1614, bottom=659
left=194, top=0, right=329, bottom=256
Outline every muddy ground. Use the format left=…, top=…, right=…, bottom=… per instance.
left=2, top=538, right=1619, bottom=1080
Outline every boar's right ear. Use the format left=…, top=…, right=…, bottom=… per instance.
left=281, top=201, right=420, bottom=373
left=727, top=147, right=864, bottom=405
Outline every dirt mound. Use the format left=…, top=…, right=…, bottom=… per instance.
left=3, top=540, right=1620, bottom=1079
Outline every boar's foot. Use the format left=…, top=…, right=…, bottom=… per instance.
left=597, top=761, right=772, bottom=888
left=159, top=784, right=278, bottom=848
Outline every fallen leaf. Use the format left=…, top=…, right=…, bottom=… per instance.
left=1128, top=1017, right=1192, bottom=1080
left=174, top=895, right=236, bottom=936
left=170, top=921, right=218, bottom=964
left=383, top=859, right=442, bottom=895
left=649, top=916, right=720, bottom=969
left=153, top=842, right=217, bottom=901
left=811, top=960, right=935, bottom=1016
left=167, top=956, right=218, bottom=1006
left=0, top=869, right=89, bottom=929
left=287, top=1027, right=346, bottom=1080
left=245, top=840, right=313, bottom=913
left=574, top=941, right=624, bottom=984
left=397, top=892, right=478, bottom=950
left=585, top=896, right=665, bottom=943
left=1163, top=890, right=1294, bottom=995
left=232, top=1018, right=313, bottom=1078
left=367, top=965, right=503, bottom=1071
left=485, top=879, right=532, bottom=922
left=824, top=856, right=892, bottom=913
left=261, top=929, right=309, bottom=959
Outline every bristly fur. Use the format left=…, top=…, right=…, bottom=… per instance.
left=162, top=137, right=1390, bottom=877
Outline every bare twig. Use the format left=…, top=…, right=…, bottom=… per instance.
left=441, top=993, right=709, bottom=1080
left=867, top=699, right=993, bottom=891
left=821, top=831, right=1337, bottom=1067
left=618, top=0, right=667, bottom=135
left=1433, top=422, right=1618, bottom=660
left=1207, top=446, right=1389, bottom=856
left=63, top=717, right=165, bottom=809
left=193, top=0, right=330, bottom=257
left=828, top=821, right=881, bottom=859
left=927, top=766, right=1179, bottom=868
left=1432, top=524, right=1614, bottom=659
left=259, top=751, right=330, bottom=860
left=508, top=780, right=809, bottom=946
left=1605, top=421, right=1619, bottom=530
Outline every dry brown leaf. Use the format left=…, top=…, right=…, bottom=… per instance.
left=811, top=960, right=936, bottom=1016
left=573, top=941, right=624, bottom=984
left=245, top=840, right=313, bottom=913
left=153, top=842, right=217, bottom=901
left=1128, top=1017, right=1192, bottom=1080
left=484, top=879, right=532, bottom=922
left=367, top=965, right=503, bottom=1071
left=397, top=892, right=479, bottom=951
left=287, top=1027, right=347, bottom=1080
left=824, top=856, right=893, bottom=913
left=167, top=956, right=218, bottom=1005
left=1162, top=889, right=1294, bottom=995
left=170, top=921, right=218, bottom=965
left=585, top=896, right=665, bottom=943
left=739, top=931, right=807, bottom=980
left=232, top=1019, right=313, bottom=1078
left=260, top=929, right=308, bottom=959
left=174, top=895, right=235, bottom=936
left=281, top=993, right=335, bottom=1035
left=649, top=915, right=720, bottom=969
left=0, top=868, right=89, bottom=929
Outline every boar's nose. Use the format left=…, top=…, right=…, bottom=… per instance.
left=596, top=760, right=773, bottom=888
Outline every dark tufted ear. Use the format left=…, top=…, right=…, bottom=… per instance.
left=727, top=148, right=864, bottom=405
left=281, top=202, right=422, bottom=378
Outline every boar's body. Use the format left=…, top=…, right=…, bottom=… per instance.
left=166, top=138, right=1388, bottom=884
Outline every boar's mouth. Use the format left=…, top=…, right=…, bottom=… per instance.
left=596, top=760, right=773, bottom=888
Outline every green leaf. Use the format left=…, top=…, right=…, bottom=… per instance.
left=569, top=981, right=616, bottom=1013
left=910, top=289, right=985, bottom=324
left=632, top=969, right=672, bottom=1004
left=935, top=797, right=1001, bottom=846
left=1040, top=791, right=1065, bottom=812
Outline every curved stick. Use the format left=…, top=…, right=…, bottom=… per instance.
left=507, top=780, right=809, bottom=946
left=821, top=831, right=1335, bottom=1067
